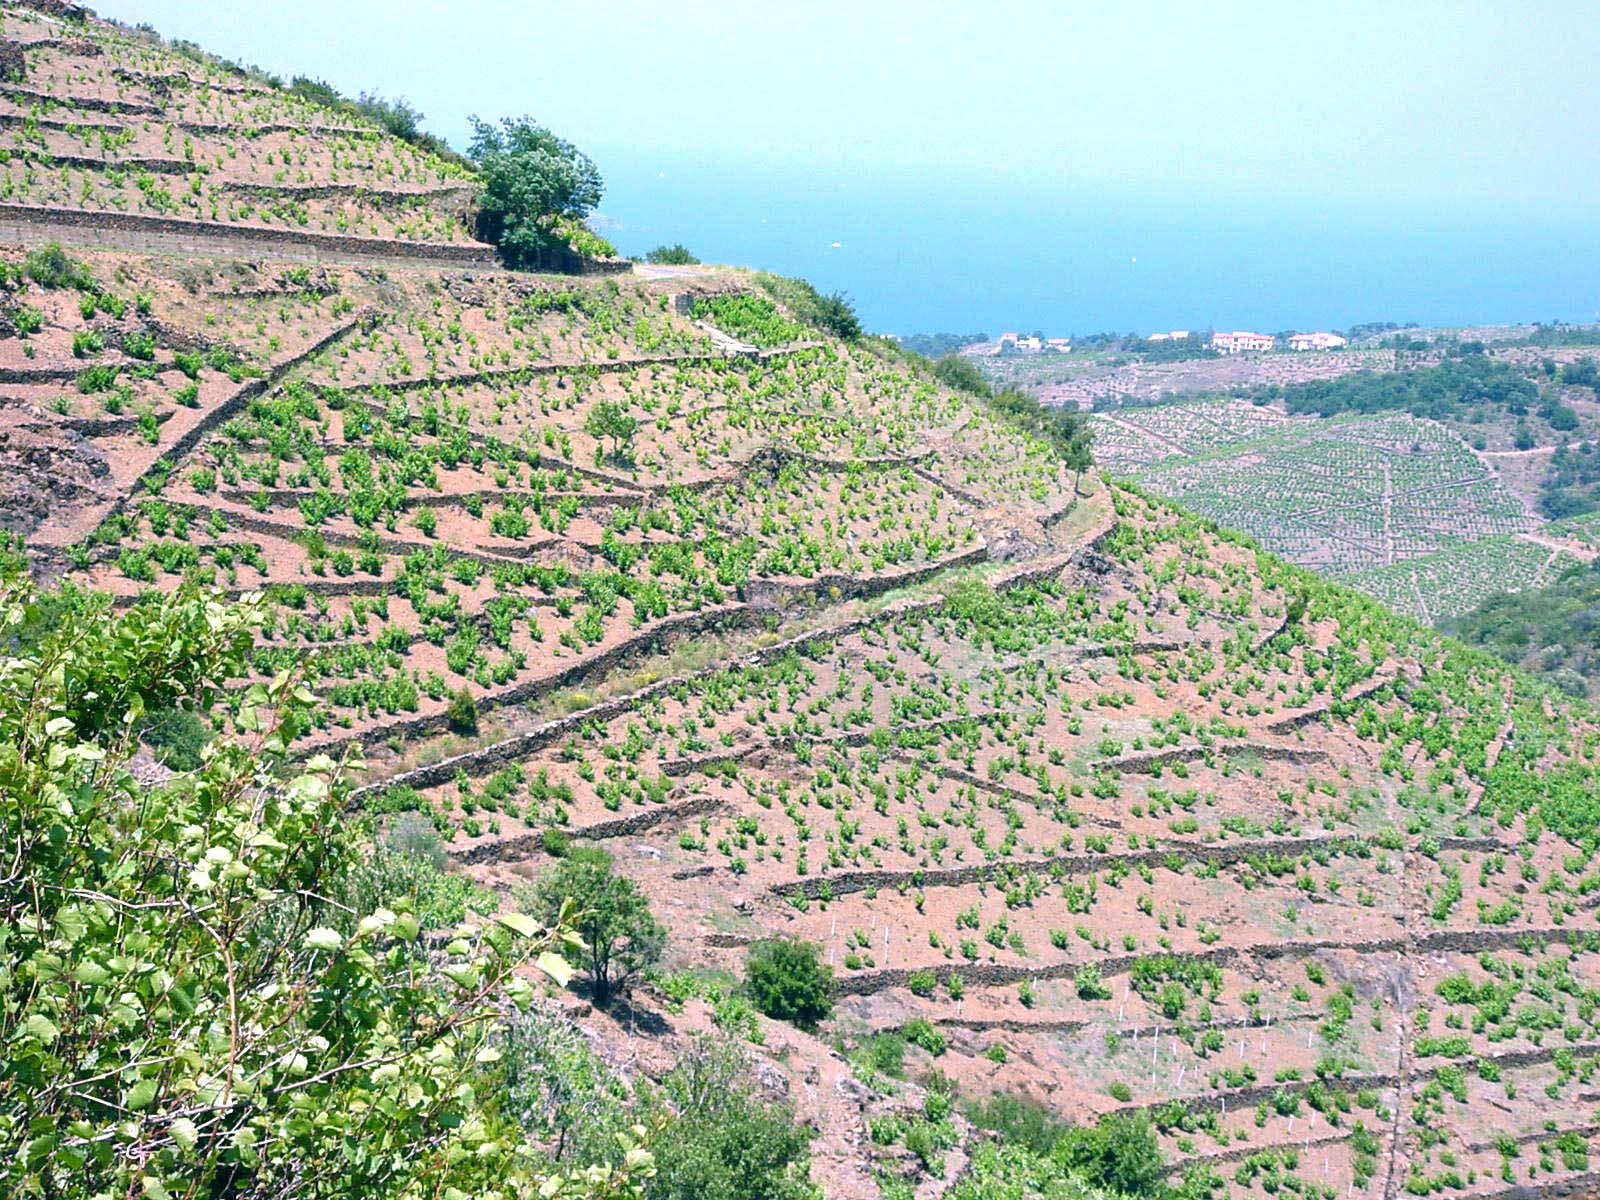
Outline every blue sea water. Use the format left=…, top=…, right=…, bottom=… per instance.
left=597, top=158, right=1600, bottom=339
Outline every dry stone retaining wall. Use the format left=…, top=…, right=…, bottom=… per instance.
left=107, top=310, right=374, bottom=519
left=775, top=834, right=1372, bottom=902
left=833, top=924, right=1596, bottom=999
left=450, top=794, right=725, bottom=867
left=0, top=202, right=499, bottom=266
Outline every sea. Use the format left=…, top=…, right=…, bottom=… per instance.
left=596, top=157, right=1600, bottom=340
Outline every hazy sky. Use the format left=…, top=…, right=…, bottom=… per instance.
left=87, top=2, right=1600, bottom=332
left=94, top=0, right=1599, bottom=210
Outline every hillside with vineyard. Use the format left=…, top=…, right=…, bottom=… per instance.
left=7, top=6, right=1600, bottom=1200
left=1084, top=349, right=1600, bottom=628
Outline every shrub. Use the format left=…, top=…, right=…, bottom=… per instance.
left=645, top=243, right=700, bottom=265
left=25, top=242, right=94, bottom=290
left=649, top=1037, right=821, bottom=1200
left=446, top=685, right=478, bottom=734
left=71, top=330, right=105, bottom=358
left=75, top=364, right=118, bottom=393
left=121, top=330, right=157, bottom=360
left=753, top=271, right=862, bottom=340
left=0, top=570, right=606, bottom=1199
left=902, top=1017, right=947, bottom=1056
left=745, top=937, right=834, bottom=1027
left=1053, top=1112, right=1167, bottom=1198
left=134, top=703, right=211, bottom=770
left=1076, top=963, right=1112, bottom=999
left=932, top=352, right=991, bottom=397
left=963, top=1091, right=1071, bottom=1155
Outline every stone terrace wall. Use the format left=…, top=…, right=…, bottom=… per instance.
left=0, top=202, right=499, bottom=267
left=833, top=923, right=1595, bottom=998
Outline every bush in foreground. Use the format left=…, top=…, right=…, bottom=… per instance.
left=0, top=559, right=647, bottom=1198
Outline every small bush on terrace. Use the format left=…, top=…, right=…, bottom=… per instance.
left=645, top=244, right=700, bottom=265
left=962, top=1091, right=1072, bottom=1155
left=745, top=937, right=835, bottom=1028
left=1052, top=1112, right=1167, bottom=1198
left=446, top=685, right=479, bottom=733
left=24, top=242, right=95, bottom=292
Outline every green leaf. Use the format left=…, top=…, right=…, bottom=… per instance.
left=71, top=961, right=110, bottom=985
left=496, top=911, right=542, bottom=938
left=170, top=1116, right=198, bottom=1152
left=23, top=1013, right=59, bottom=1043
left=125, top=1078, right=159, bottom=1110
left=303, top=927, right=343, bottom=952
left=536, top=950, right=575, bottom=988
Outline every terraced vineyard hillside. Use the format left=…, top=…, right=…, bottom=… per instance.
left=10, top=7, right=1600, bottom=1200
left=1094, top=398, right=1598, bottom=623
left=0, top=4, right=489, bottom=255
left=12, top=238, right=1600, bottom=1198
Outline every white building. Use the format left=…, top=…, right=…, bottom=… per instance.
left=1212, top=330, right=1276, bottom=354
left=1147, top=330, right=1191, bottom=342
left=1288, top=331, right=1348, bottom=351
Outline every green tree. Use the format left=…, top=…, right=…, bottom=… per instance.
left=932, top=351, right=991, bottom=397
left=0, top=561, right=648, bottom=1199
left=469, top=115, right=605, bottom=268
left=645, top=244, right=700, bottom=265
left=744, top=938, right=834, bottom=1028
left=527, top=848, right=664, bottom=1006
left=585, top=400, right=640, bottom=462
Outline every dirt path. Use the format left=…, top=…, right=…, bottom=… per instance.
left=1478, top=438, right=1597, bottom=460
left=1515, top=529, right=1597, bottom=564
left=1381, top=807, right=1420, bottom=1200
left=1408, top=574, right=1431, bottom=624
left=1382, top=459, right=1394, bottom=565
